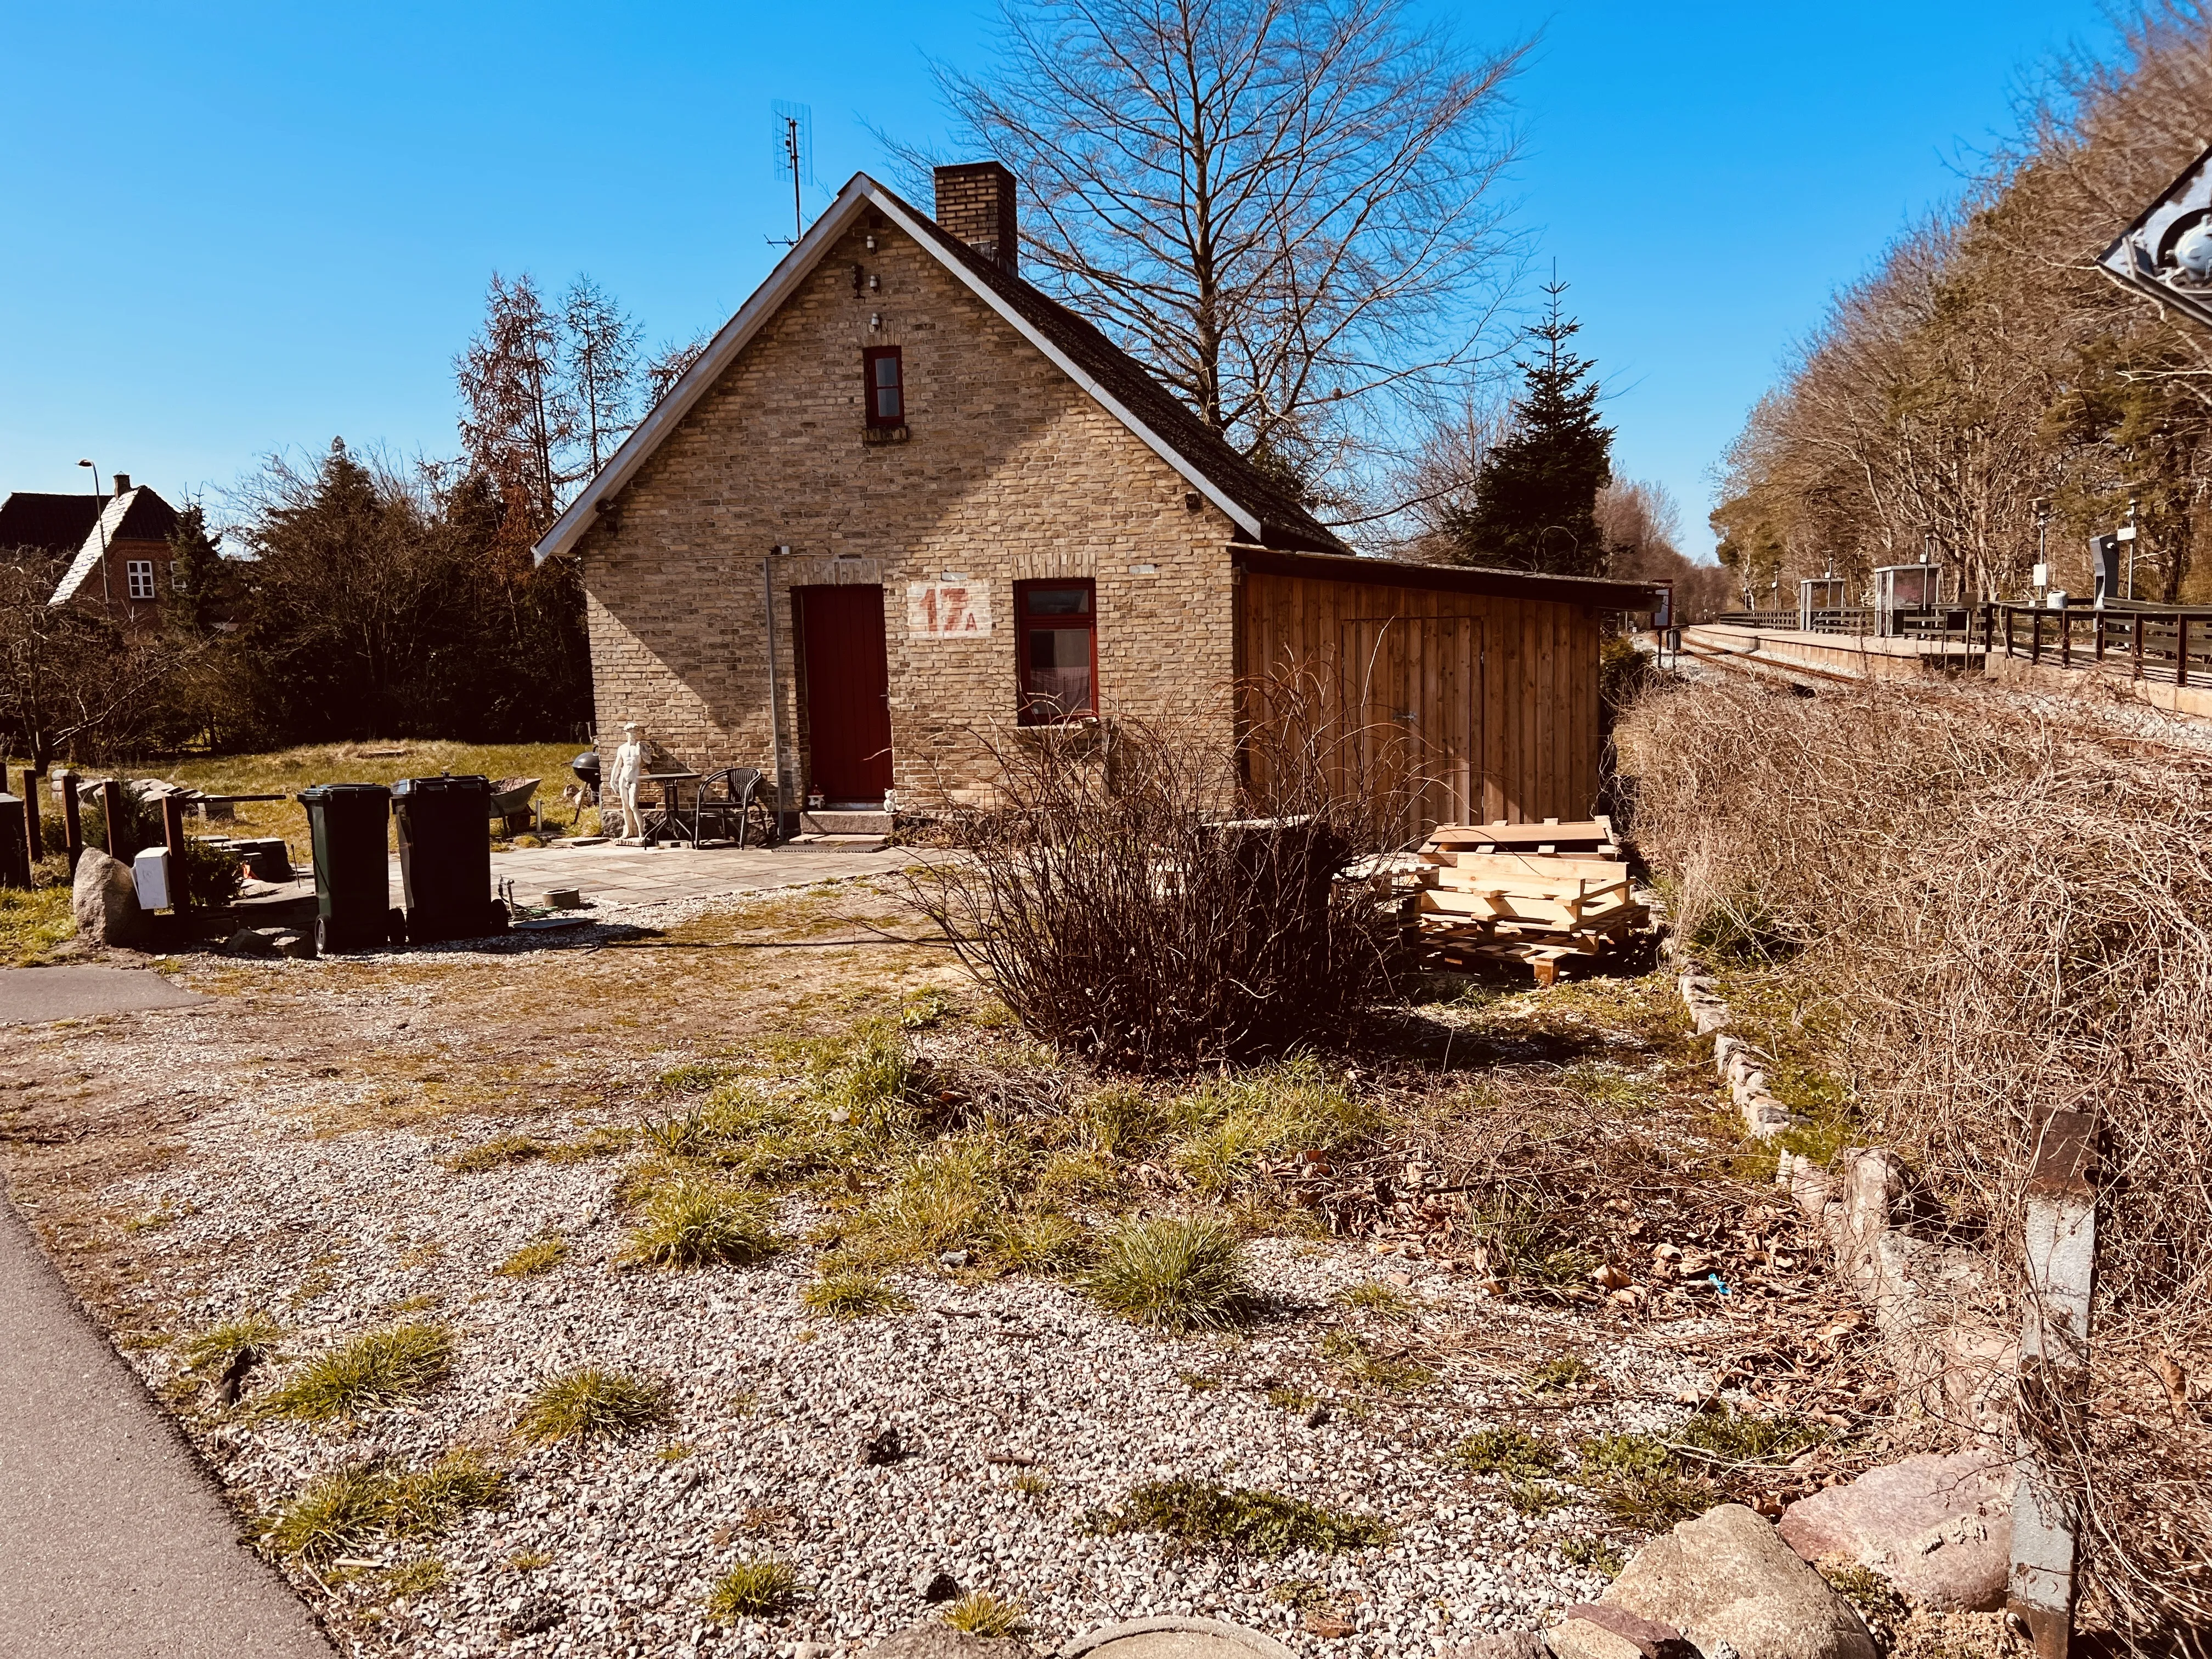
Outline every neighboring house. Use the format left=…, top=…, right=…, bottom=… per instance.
left=1, top=475, right=182, bottom=623
left=533, top=163, right=1657, bottom=832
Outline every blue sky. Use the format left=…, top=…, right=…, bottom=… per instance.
left=1, top=1, right=2121, bottom=555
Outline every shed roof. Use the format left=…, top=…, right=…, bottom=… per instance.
left=533, top=172, right=1349, bottom=563
left=1233, top=545, right=1663, bottom=612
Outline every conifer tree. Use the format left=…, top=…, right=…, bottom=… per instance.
left=1438, top=279, right=1613, bottom=575
left=163, top=501, right=226, bottom=636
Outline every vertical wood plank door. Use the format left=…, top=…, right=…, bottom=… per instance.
left=797, top=585, right=894, bottom=805
left=1340, top=616, right=1482, bottom=844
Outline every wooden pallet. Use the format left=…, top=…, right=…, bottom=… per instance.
left=1408, top=817, right=1645, bottom=983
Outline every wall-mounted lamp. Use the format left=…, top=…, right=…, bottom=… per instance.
left=865, top=233, right=877, bottom=251
left=870, top=313, right=882, bottom=331
left=868, top=273, right=880, bottom=291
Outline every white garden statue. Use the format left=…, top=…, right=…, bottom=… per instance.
left=607, top=722, right=650, bottom=842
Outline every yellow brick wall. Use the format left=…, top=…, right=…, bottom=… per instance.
left=575, top=212, right=1240, bottom=806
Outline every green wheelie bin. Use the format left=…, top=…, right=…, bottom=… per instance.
left=297, top=783, right=400, bottom=953
left=390, top=774, right=507, bottom=943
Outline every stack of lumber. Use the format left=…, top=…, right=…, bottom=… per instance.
left=1407, top=816, right=1646, bottom=984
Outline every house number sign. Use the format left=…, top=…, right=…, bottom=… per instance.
left=906, top=582, right=992, bottom=638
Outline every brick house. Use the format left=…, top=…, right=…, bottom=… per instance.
left=0, top=474, right=183, bottom=624
left=533, top=165, right=1656, bottom=832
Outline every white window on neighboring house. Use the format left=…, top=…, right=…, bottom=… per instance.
left=126, top=560, right=156, bottom=600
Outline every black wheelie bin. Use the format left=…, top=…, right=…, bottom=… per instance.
left=298, top=783, right=400, bottom=952
left=390, top=774, right=506, bottom=943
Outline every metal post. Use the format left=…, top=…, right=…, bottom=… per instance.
left=58, top=770, right=82, bottom=868
left=2009, top=1107, right=2098, bottom=1659
left=100, top=780, right=127, bottom=859
left=19, top=766, right=42, bottom=872
left=161, top=793, right=190, bottom=916
left=2181, top=618, right=2192, bottom=691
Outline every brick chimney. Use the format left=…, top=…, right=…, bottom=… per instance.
left=933, top=162, right=1018, bottom=275
left=113, top=473, right=131, bottom=496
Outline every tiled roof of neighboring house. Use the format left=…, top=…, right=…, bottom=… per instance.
left=535, top=171, right=1351, bottom=563
left=0, top=492, right=105, bottom=555
left=47, top=486, right=180, bottom=606
left=887, top=187, right=1346, bottom=555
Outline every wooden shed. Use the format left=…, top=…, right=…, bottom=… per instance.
left=1233, top=549, right=1656, bottom=836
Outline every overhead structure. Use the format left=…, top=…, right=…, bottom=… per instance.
left=2098, top=142, right=2212, bottom=329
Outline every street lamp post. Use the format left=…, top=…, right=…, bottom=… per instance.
left=76, top=459, right=111, bottom=609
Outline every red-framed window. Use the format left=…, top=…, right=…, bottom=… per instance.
left=1015, top=579, right=1098, bottom=724
left=863, top=346, right=905, bottom=428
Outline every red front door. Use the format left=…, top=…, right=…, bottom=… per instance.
left=797, top=584, right=894, bottom=805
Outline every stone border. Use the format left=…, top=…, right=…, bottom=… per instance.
left=1670, top=951, right=2012, bottom=1436
left=1058, top=1617, right=1300, bottom=1659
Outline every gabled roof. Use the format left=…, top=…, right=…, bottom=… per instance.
left=533, top=172, right=1350, bottom=564
left=48, top=486, right=179, bottom=606
left=1232, top=545, right=1664, bottom=612
left=0, top=492, right=104, bottom=555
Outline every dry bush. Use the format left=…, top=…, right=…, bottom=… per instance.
left=902, top=694, right=1405, bottom=1073
left=1619, top=672, right=2212, bottom=1641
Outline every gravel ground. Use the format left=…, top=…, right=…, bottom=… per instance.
left=12, top=884, right=1756, bottom=1659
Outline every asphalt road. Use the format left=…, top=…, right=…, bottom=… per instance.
left=0, top=1175, right=334, bottom=1658
left=0, top=966, right=205, bottom=1026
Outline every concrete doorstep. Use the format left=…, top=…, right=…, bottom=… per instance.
left=0, top=1177, right=333, bottom=1658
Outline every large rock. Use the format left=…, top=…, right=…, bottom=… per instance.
left=71, top=849, right=146, bottom=946
left=860, top=1627, right=1032, bottom=1659
left=1602, top=1503, right=1877, bottom=1659
left=1779, top=1452, right=2012, bottom=1612
left=1547, top=1604, right=1694, bottom=1659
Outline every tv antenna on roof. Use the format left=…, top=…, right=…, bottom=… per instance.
left=770, top=101, right=814, bottom=247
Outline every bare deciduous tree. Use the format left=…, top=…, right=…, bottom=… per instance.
left=921, top=0, right=1526, bottom=511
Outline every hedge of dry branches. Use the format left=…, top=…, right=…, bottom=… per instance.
left=1618, top=672, right=2212, bottom=1643
left=902, top=701, right=1403, bottom=1074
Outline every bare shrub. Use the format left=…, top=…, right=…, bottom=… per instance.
left=1618, top=672, right=2212, bottom=1641
left=901, top=692, right=1404, bottom=1073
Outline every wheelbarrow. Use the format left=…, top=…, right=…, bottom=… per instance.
left=489, top=776, right=540, bottom=836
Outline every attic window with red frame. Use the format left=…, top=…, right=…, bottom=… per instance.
left=1015, top=580, right=1097, bottom=724
left=864, top=346, right=905, bottom=428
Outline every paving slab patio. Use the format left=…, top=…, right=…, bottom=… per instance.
left=483, top=839, right=918, bottom=910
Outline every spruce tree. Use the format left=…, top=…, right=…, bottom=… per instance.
left=163, top=501, right=227, bottom=636
left=1440, top=279, right=1613, bottom=576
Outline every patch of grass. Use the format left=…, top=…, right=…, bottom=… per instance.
left=515, top=1368, right=670, bottom=1444
left=1814, top=1556, right=1909, bottom=1649
left=835, top=1137, right=1006, bottom=1267
left=183, top=1314, right=282, bottom=1376
left=1673, top=1404, right=1826, bottom=1466
left=1454, top=1426, right=1560, bottom=1479
left=1077, top=1216, right=1256, bottom=1333
left=1504, top=1477, right=1570, bottom=1515
left=1266, top=1386, right=1319, bottom=1413
left=1332, top=1280, right=1415, bottom=1321
left=506, top=1550, right=552, bottom=1571
left=898, top=987, right=956, bottom=1029
left=656, top=1441, right=695, bottom=1463
left=656, top=1059, right=741, bottom=1095
left=257, top=1323, right=452, bottom=1421
left=379, top=1557, right=447, bottom=1598
left=1560, top=1535, right=1624, bottom=1575
left=989, top=1209, right=1090, bottom=1272
left=1035, top=1149, right=1120, bottom=1204
left=623, top=1176, right=780, bottom=1269
left=1167, top=1057, right=1379, bottom=1195
left=0, top=878, right=77, bottom=965
left=705, top=1558, right=802, bottom=1619
left=1087, top=1478, right=1388, bottom=1558
left=543, top=1125, right=635, bottom=1163
left=1527, top=1356, right=1596, bottom=1393
left=444, top=1133, right=545, bottom=1173
left=1320, top=1329, right=1433, bottom=1393
left=800, top=1272, right=912, bottom=1321
left=1011, top=1470, right=1051, bottom=1499
left=1573, top=1431, right=1714, bottom=1526
left=495, top=1238, right=568, bottom=1277
left=267, top=1452, right=505, bottom=1560
left=1179, top=1371, right=1222, bottom=1391
left=943, top=1592, right=1028, bottom=1637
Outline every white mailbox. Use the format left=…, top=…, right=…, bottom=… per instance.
left=132, top=847, right=172, bottom=910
